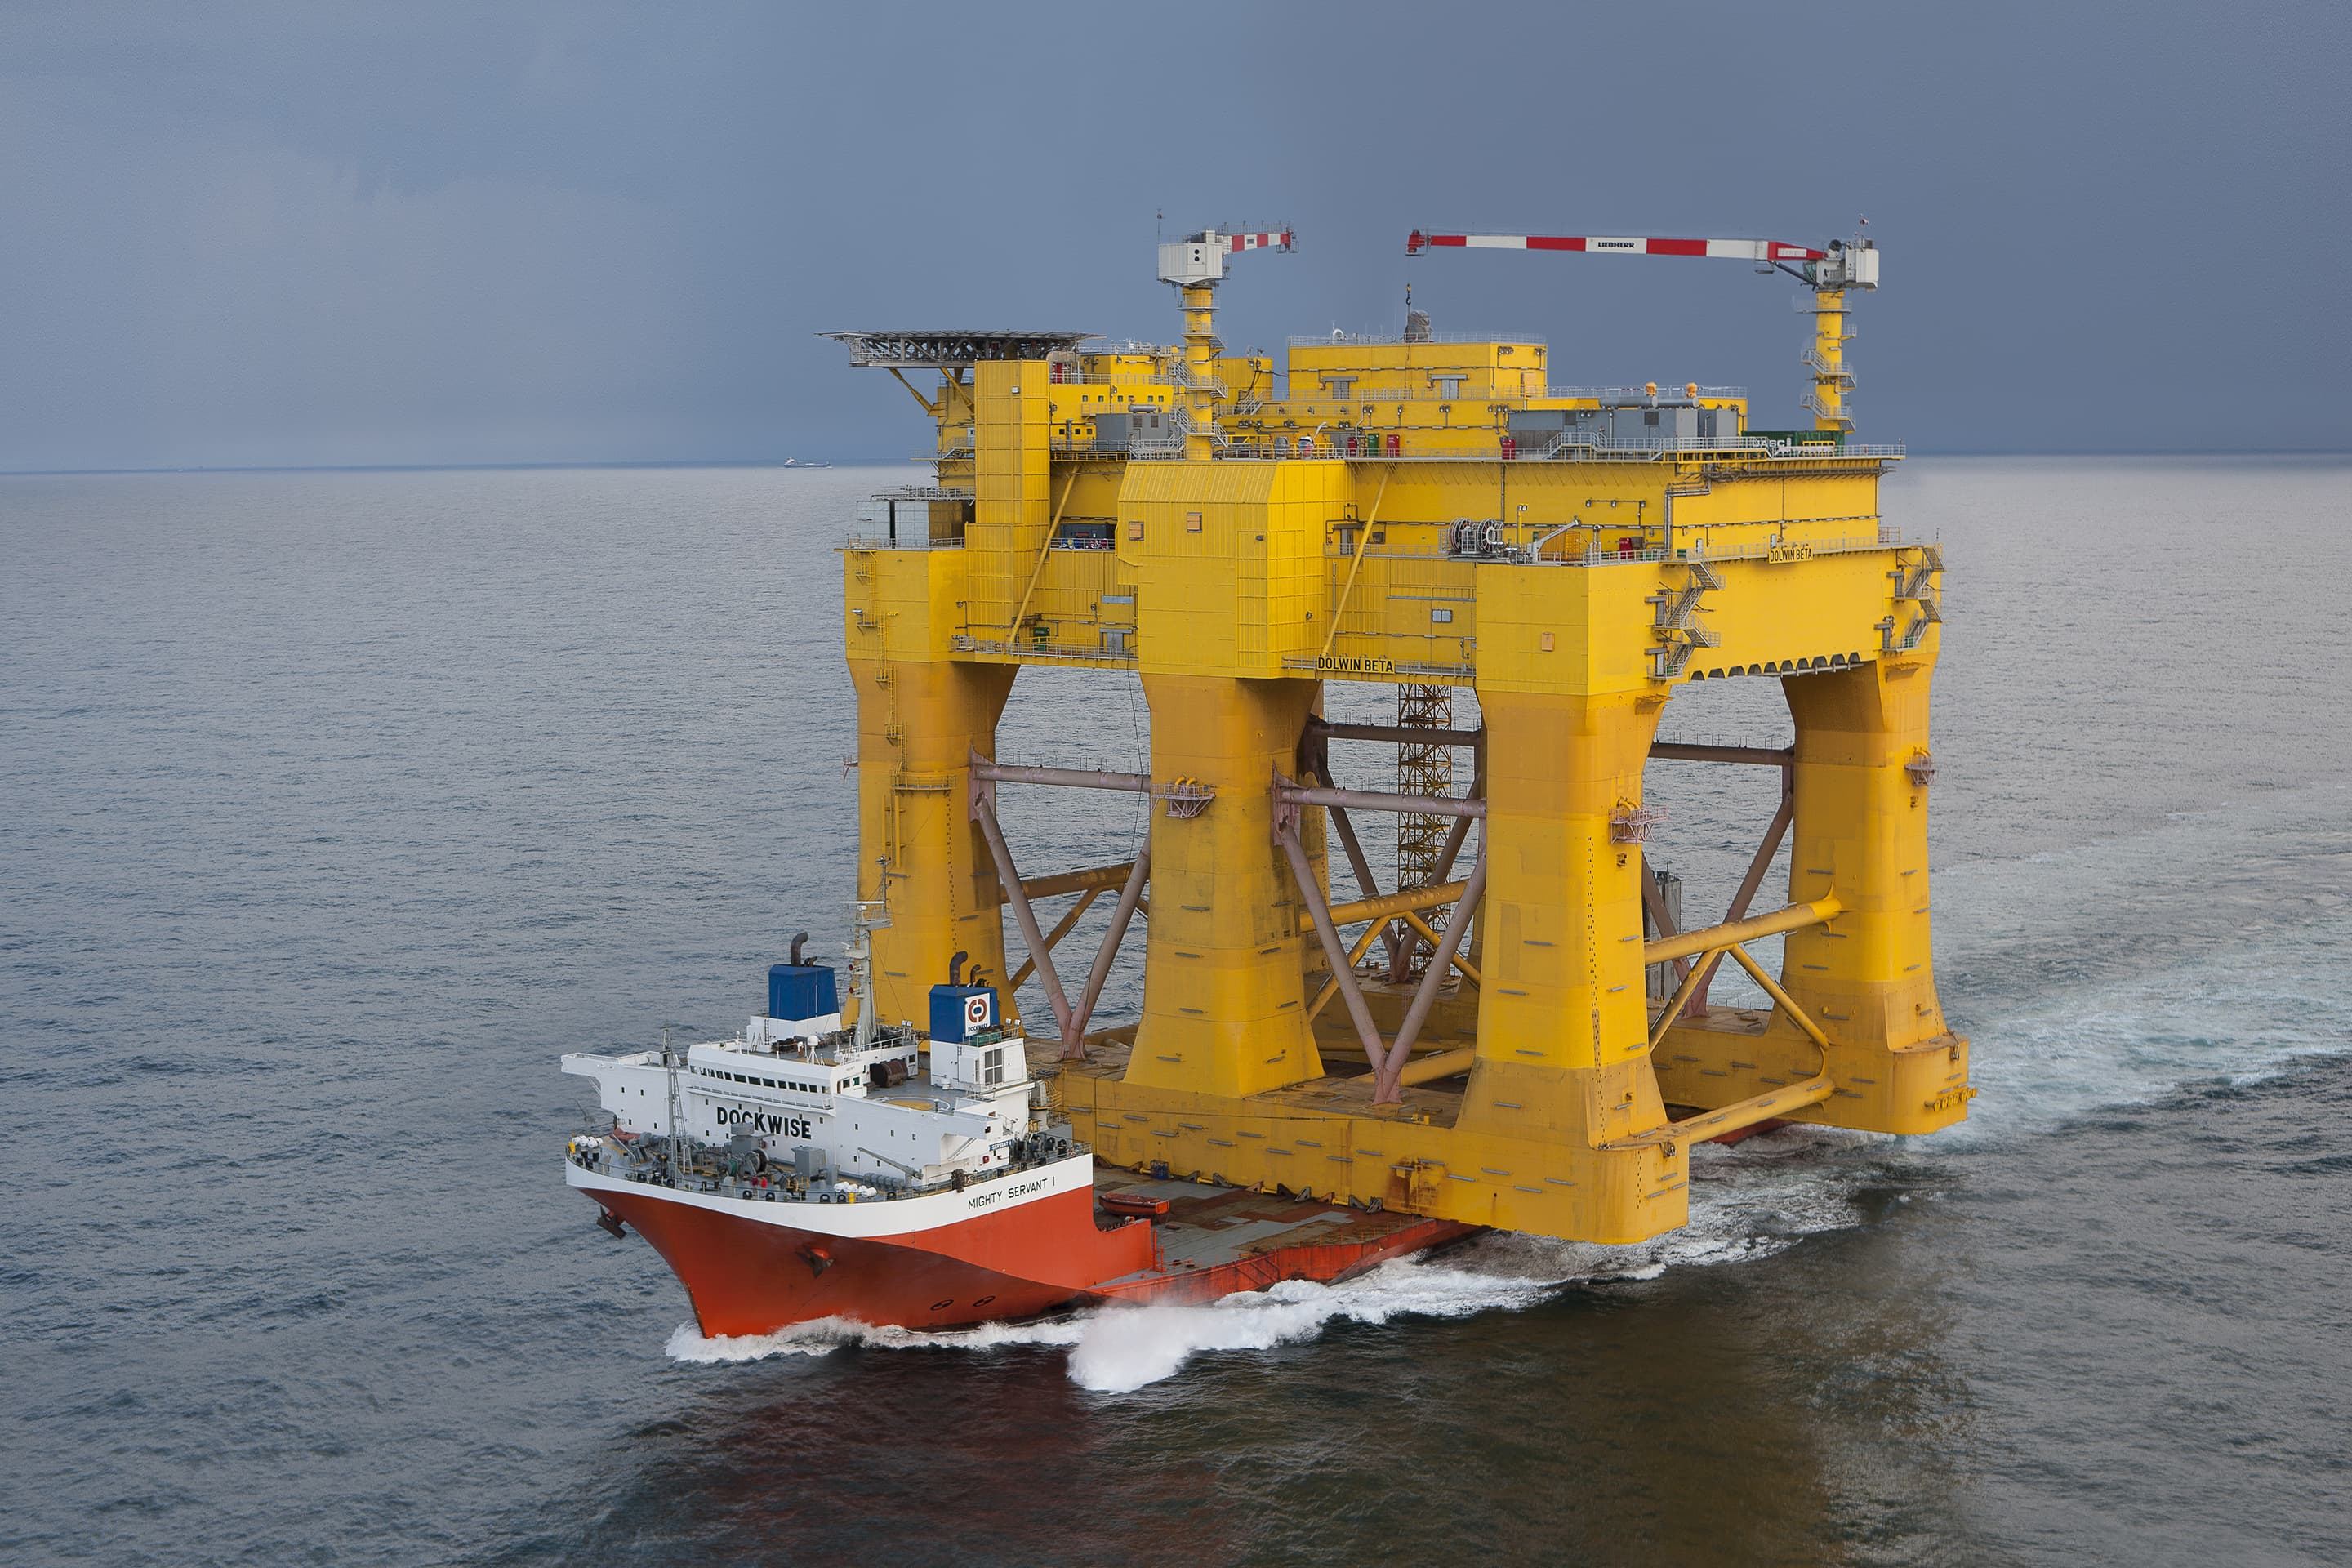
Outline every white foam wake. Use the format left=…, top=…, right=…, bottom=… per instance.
left=1927, top=786, right=2352, bottom=1143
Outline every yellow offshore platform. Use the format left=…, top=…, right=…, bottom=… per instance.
left=825, top=224, right=1967, bottom=1248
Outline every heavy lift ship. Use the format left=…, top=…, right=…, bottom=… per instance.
left=567, top=225, right=1969, bottom=1336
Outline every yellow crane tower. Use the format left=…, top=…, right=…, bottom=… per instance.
left=825, top=220, right=1965, bottom=1250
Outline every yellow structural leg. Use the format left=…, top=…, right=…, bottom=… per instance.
left=1125, top=675, right=1326, bottom=1098
left=848, top=658, right=1016, bottom=1028
left=1652, top=653, right=1971, bottom=1133
left=1451, top=682, right=1684, bottom=1241
left=1777, top=656, right=1970, bottom=1129
left=843, top=546, right=1018, bottom=1027
left=1437, top=562, right=1688, bottom=1241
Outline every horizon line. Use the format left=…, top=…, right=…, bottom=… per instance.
left=4, top=448, right=2350, bottom=479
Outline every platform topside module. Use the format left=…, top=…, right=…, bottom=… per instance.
left=828, top=226, right=1966, bottom=1247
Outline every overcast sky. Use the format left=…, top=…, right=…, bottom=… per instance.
left=3, top=1, right=2345, bottom=470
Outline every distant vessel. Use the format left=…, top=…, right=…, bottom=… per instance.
left=779, top=457, right=831, bottom=469
left=563, top=911, right=1465, bottom=1335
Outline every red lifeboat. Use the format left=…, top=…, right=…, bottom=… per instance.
left=1098, top=1190, right=1171, bottom=1219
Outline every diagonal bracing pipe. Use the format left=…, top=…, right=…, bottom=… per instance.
left=1686, top=786, right=1794, bottom=1012
left=1374, top=847, right=1488, bottom=1102
left=1322, top=798, right=1385, bottom=905
left=1412, top=743, right=1485, bottom=979
left=1307, top=920, right=1391, bottom=1024
left=1062, top=844, right=1151, bottom=1058
left=1009, top=887, right=1101, bottom=990
left=1276, top=820, right=1391, bottom=1083
left=1321, top=794, right=1402, bottom=971
left=970, top=782, right=1075, bottom=1045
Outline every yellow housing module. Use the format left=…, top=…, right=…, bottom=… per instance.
left=822, top=242, right=1967, bottom=1249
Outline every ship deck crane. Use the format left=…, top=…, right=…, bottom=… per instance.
left=1404, top=229, right=1880, bottom=432
left=1156, top=228, right=1292, bottom=457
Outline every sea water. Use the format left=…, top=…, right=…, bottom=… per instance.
left=3, top=457, right=2347, bottom=1566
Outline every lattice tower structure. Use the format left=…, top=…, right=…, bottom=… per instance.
left=1392, top=684, right=1455, bottom=979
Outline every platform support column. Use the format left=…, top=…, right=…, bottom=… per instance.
left=1126, top=675, right=1325, bottom=1098
left=1459, top=685, right=1672, bottom=1152
left=1775, top=657, right=1968, bottom=1132
left=846, top=653, right=1017, bottom=1029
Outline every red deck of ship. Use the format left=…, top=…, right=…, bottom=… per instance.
left=1085, top=1171, right=1477, bottom=1307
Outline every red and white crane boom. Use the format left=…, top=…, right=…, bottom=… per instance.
left=1404, top=229, right=1879, bottom=430
left=1406, top=231, right=1828, bottom=265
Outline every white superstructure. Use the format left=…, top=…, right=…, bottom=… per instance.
left=564, top=1011, right=1041, bottom=1192
left=563, top=906, right=1066, bottom=1200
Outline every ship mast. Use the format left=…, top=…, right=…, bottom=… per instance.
left=844, top=896, right=892, bottom=1051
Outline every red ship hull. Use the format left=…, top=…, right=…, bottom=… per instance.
left=589, top=1175, right=1475, bottom=1338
